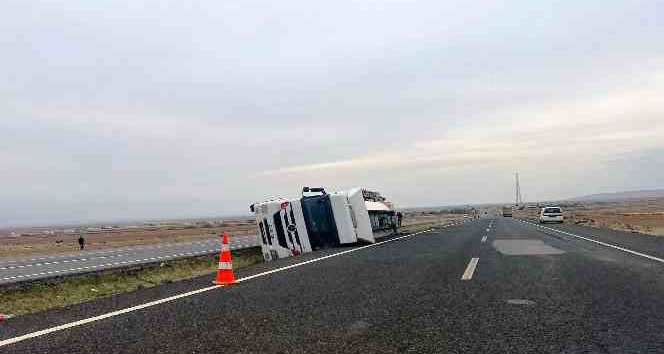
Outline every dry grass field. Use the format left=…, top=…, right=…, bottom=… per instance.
left=0, top=219, right=257, bottom=259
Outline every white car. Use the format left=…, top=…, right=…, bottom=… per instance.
left=539, top=207, right=564, bottom=224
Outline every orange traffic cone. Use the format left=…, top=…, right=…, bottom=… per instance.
left=213, top=233, right=239, bottom=286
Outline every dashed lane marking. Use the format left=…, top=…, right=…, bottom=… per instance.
left=461, top=257, right=479, bottom=281
left=0, top=237, right=257, bottom=266
left=0, top=227, right=443, bottom=347
left=0, top=244, right=229, bottom=271
left=0, top=249, right=222, bottom=282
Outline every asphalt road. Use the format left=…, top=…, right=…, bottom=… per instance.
left=0, top=234, right=259, bottom=285
left=2, top=218, right=664, bottom=353
left=520, top=217, right=664, bottom=260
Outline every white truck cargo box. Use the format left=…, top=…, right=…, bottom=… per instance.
left=347, top=188, right=375, bottom=243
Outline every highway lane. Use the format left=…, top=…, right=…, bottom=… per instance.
left=3, top=218, right=664, bottom=353
left=0, top=234, right=259, bottom=285
left=518, top=217, right=664, bottom=260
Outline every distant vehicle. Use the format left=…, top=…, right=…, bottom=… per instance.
left=502, top=206, right=513, bottom=217
left=539, top=207, right=564, bottom=224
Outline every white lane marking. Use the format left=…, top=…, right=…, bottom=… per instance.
left=0, top=228, right=437, bottom=346
left=238, top=229, right=440, bottom=283
left=0, top=285, right=221, bottom=347
left=0, top=253, right=139, bottom=270
left=461, top=257, right=479, bottom=281
left=0, top=249, right=223, bottom=282
left=481, top=236, right=487, bottom=243
left=486, top=228, right=490, bottom=232
left=0, top=237, right=257, bottom=267
left=521, top=220, right=664, bottom=264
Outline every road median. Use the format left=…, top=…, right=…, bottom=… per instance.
left=0, top=248, right=262, bottom=316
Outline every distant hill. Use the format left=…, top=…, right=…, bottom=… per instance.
left=570, top=189, right=664, bottom=202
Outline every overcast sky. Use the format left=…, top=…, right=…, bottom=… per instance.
left=2, top=0, right=663, bottom=226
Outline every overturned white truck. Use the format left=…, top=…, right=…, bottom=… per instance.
left=250, top=187, right=398, bottom=261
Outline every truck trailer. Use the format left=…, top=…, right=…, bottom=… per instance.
left=250, top=187, right=398, bottom=261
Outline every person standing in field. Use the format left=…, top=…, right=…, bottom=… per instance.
left=78, top=235, right=86, bottom=250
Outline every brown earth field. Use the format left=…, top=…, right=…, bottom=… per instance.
left=0, top=211, right=461, bottom=260
left=513, top=197, right=664, bottom=236
left=0, top=219, right=257, bottom=260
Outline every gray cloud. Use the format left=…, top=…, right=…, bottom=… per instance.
left=1, top=0, right=663, bottom=226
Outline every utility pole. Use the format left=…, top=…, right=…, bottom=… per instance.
left=515, top=172, right=522, bottom=207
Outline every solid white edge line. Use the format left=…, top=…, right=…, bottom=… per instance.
left=461, top=257, right=479, bottom=281
left=521, top=220, right=664, bottom=264
left=0, top=227, right=440, bottom=347
left=0, top=285, right=221, bottom=348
